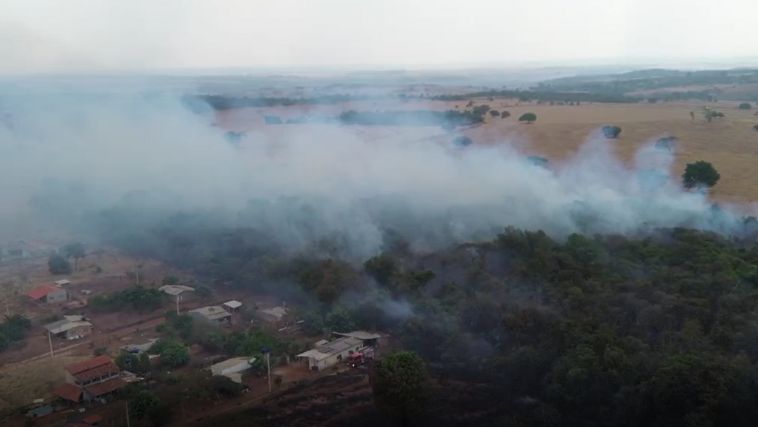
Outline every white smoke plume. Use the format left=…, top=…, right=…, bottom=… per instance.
left=0, top=84, right=752, bottom=260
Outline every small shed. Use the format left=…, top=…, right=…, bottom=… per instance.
left=45, top=315, right=92, bottom=340
left=189, top=306, right=232, bottom=325
left=209, top=356, right=256, bottom=383
left=223, top=300, right=242, bottom=313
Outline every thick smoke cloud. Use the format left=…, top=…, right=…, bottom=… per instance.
left=0, top=85, right=752, bottom=261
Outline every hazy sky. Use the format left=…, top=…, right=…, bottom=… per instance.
left=2, top=0, right=757, bottom=74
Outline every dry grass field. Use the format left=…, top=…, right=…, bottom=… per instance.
left=218, top=99, right=758, bottom=205
left=459, top=101, right=758, bottom=205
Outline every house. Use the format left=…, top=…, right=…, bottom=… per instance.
left=158, top=284, right=195, bottom=296
left=209, top=356, right=256, bottom=383
left=120, top=338, right=158, bottom=355
left=296, top=337, right=365, bottom=371
left=223, top=300, right=242, bottom=313
left=45, top=315, right=93, bottom=340
left=332, top=331, right=381, bottom=347
left=256, top=306, right=289, bottom=325
left=189, top=306, right=232, bottom=325
left=26, top=284, right=68, bottom=304
left=54, top=356, right=125, bottom=403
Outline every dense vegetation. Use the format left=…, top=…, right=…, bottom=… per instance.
left=538, top=68, right=758, bottom=101
left=0, top=315, right=31, bottom=351
left=338, top=109, right=485, bottom=128
left=48, top=254, right=72, bottom=275
left=103, top=215, right=758, bottom=425
left=89, top=285, right=166, bottom=312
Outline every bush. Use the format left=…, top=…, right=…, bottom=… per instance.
left=601, top=125, right=622, bottom=139
left=739, top=103, right=752, bottom=110
left=682, top=161, right=720, bottom=189
left=89, top=285, right=166, bottom=312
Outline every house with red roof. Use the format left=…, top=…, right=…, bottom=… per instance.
left=25, top=284, right=68, bottom=304
left=54, top=356, right=125, bottom=403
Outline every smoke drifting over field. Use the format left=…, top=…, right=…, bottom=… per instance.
left=0, top=87, right=753, bottom=259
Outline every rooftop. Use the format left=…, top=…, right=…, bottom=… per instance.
left=45, top=318, right=92, bottom=334
left=65, top=356, right=114, bottom=375
left=158, top=284, right=195, bottom=296
left=210, top=356, right=255, bottom=371
left=85, top=377, right=126, bottom=397
left=190, top=305, right=231, bottom=321
left=297, top=337, right=363, bottom=361
left=25, top=284, right=63, bottom=300
left=53, top=383, right=83, bottom=403
left=333, top=331, right=382, bottom=341
left=223, top=300, right=242, bottom=309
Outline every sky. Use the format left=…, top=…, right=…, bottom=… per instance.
left=2, top=0, right=758, bottom=74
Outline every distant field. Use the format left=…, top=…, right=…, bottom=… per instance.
left=217, top=99, right=758, bottom=205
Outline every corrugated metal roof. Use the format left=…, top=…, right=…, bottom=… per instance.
left=190, top=306, right=231, bottom=321
left=333, top=331, right=381, bottom=340
left=223, top=300, right=242, bottom=309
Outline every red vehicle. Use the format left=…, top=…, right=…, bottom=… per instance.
left=347, top=348, right=375, bottom=368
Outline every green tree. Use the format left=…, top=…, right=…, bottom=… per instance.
left=518, top=112, right=537, bottom=124
left=364, top=254, right=398, bottom=286
left=738, top=102, right=752, bottom=110
left=325, top=307, right=357, bottom=332
left=129, top=390, right=160, bottom=419
left=153, top=340, right=189, bottom=368
left=48, top=254, right=72, bottom=275
left=682, top=161, right=720, bottom=189
left=372, top=351, right=428, bottom=424
left=62, top=242, right=85, bottom=271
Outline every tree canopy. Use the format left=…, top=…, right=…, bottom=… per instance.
left=372, top=351, right=428, bottom=422
left=519, top=112, right=537, bottom=123
left=682, top=160, right=720, bottom=189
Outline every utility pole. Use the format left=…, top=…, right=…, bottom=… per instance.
left=48, top=331, right=54, bottom=359
left=261, top=347, right=272, bottom=393
left=175, top=294, right=181, bottom=315
left=266, top=352, right=271, bottom=393
left=125, top=400, right=131, bottom=427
